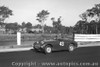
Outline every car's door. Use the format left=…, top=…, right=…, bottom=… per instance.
left=58, top=39, right=67, bottom=50
left=52, top=39, right=61, bottom=50
left=52, top=39, right=66, bottom=50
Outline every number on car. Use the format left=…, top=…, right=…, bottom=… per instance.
left=59, top=41, right=64, bottom=46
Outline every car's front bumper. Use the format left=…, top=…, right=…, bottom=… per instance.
left=33, top=44, right=45, bottom=51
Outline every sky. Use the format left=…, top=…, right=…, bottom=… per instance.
left=0, top=0, right=100, bottom=26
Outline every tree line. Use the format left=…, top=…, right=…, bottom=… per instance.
left=74, top=4, right=100, bottom=34
left=0, top=4, right=100, bottom=34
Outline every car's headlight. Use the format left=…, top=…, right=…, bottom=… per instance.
left=41, top=41, right=44, bottom=44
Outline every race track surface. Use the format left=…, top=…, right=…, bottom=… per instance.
left=0, top=46, right=100, bottom=67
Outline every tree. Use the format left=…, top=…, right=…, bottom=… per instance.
left=86, top=4, right=100, bottom=34
left=89, top=20, right=98, bottom=34
left=5, top=22, right=20, bottom=34
left=51, top=16, right=62, bottom=33
left=25, top=22, right=32, bottom=28
left=79, top=12, right=88, bottom=21
left=33, top=24, right=42, bottom=28
left=21, top=22, right=26, bottom=31
left=74, top=20, right=88, bottom=34
left=78, top=3, right=100, bottom=34
left=44, top=25, right=54, bottom=33
left=36, top=10, right=50, bottom=33
left=88, top=4, right=100, bottom=20
left=0, top=6, right=13, bottom=23
left=25, top=22, right=32, bottom=33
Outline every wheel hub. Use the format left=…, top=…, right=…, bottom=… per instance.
left=69, top=44, right=74, bottom=51
left=46, top=47, right=51, bottom=53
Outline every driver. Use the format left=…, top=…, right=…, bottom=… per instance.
left=54, top=34, right=63, bottom=39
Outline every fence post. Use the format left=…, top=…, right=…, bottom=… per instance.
left=73, top=32, right=75, bottom=41
left=17, top=32, right=21, bottom=45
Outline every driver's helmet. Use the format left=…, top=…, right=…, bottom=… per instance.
left=54, top=34, right=63, bottom=39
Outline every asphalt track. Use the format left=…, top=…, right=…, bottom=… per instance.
left=0, top=46, right=100, bottom=67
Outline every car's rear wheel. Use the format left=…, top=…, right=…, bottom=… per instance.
left=44, top=45, right=52, bottom=54
left=68, top=44, right=75, bottom=52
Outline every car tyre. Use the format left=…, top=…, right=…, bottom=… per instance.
left=34, top=47, right=38, bottom=51
left=68, top=44, right=75, bottom=52
left=44, top=45, right=52, bottom=54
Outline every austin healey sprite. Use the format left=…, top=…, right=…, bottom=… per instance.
left=33, top=36, right=78, bottom=54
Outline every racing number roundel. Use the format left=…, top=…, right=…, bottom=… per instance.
left=59, top=41, right=64, bottom=46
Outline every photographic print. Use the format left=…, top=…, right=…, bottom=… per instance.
left=0, top=0, right=100, bottom=67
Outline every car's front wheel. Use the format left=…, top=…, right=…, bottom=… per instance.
left=68, top=44, right=75, bottom=52
left=44, top=45, right=52, bottom=54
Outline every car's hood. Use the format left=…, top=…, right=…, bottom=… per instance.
left=43, top=39, right=56, bottom=42
left=35, top=39, right=56, bottom=43
left=34, top=39, right=56, bottom=46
